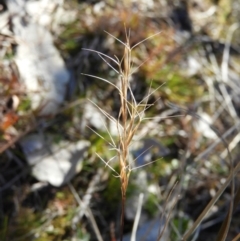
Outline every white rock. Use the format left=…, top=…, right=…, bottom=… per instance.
left=0, top=11, right=11, bottom=36
left=26, top=0, right=77, bottom=33
left=186, top=56, right=202, bottom=76
left=20, top=134, right=90, bottom=186
left=81, top=102, right=107, bottom=131
left=194, top=112, right=217, bottom=139
left=7, top=0, right=70, bottom=115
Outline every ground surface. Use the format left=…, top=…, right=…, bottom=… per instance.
left=0, top=0, right=240, bottom=240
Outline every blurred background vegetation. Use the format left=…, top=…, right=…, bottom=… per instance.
left=1, top=0, right=240, bottom=240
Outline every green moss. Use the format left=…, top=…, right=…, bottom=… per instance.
left=58, top=19, right=91, bottom=54
left=144, top=193, right=158, bottom=217
left=56, top=191, right=65, bottom=199
left=75, top=229, right=90, bottom=241
left=0, top=216, right=8, bottom=241
left=126, top=174, right=140, bottom=198
left=6, top=209, right=42, bottom=239
left=170, top=215, right=191, bottom=240
left=18, top=97, right=31, bottom=112
left=4, top=51, right=14, bottom=60
left=147, top=64, right=204, bottom=104
left=103, top=170, right=121, bottom=204
left=161, top=136, right=177, bottom=146
left=102, top=170, right=121, bottom=217
left=147, top=157, right=172, bottom=177
left=52, top=133, right=67, bottom=144
left=61, top=39, right=80, bottom=53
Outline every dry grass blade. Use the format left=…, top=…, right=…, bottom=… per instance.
left=182, top=161, right=240, bottom=241
left=68, top=183, right=104, bottom=241
left=215, top=186, right=240, bottom=241
left=231, top=233, right=240, bottom=241
left=82, top=48, right=120, bottom=65
left=157, top=181, right=179, bottom=241
left=166, top=102, right=236, bottom=241
left=215, top=200, right=233, bottom=241
left=131, top=31, right=162, bottom=50
left=213, top=25, right=240, bottom=241
left=130, top=158, right=161, bottom=171
left=97, top=53, right=120, bottom=74
left=104, top=30, right=129, bottom=49
left=95, top=153, right=120, bottom=176
left=87, top=125, right=116, bottom=148
left=82, top=73, right=122, bottom=92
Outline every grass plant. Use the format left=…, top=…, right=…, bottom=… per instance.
left=83, top=28, right=162, bottom=240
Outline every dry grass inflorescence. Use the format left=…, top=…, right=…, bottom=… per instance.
left=83, top=29, right=163, bottom=240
